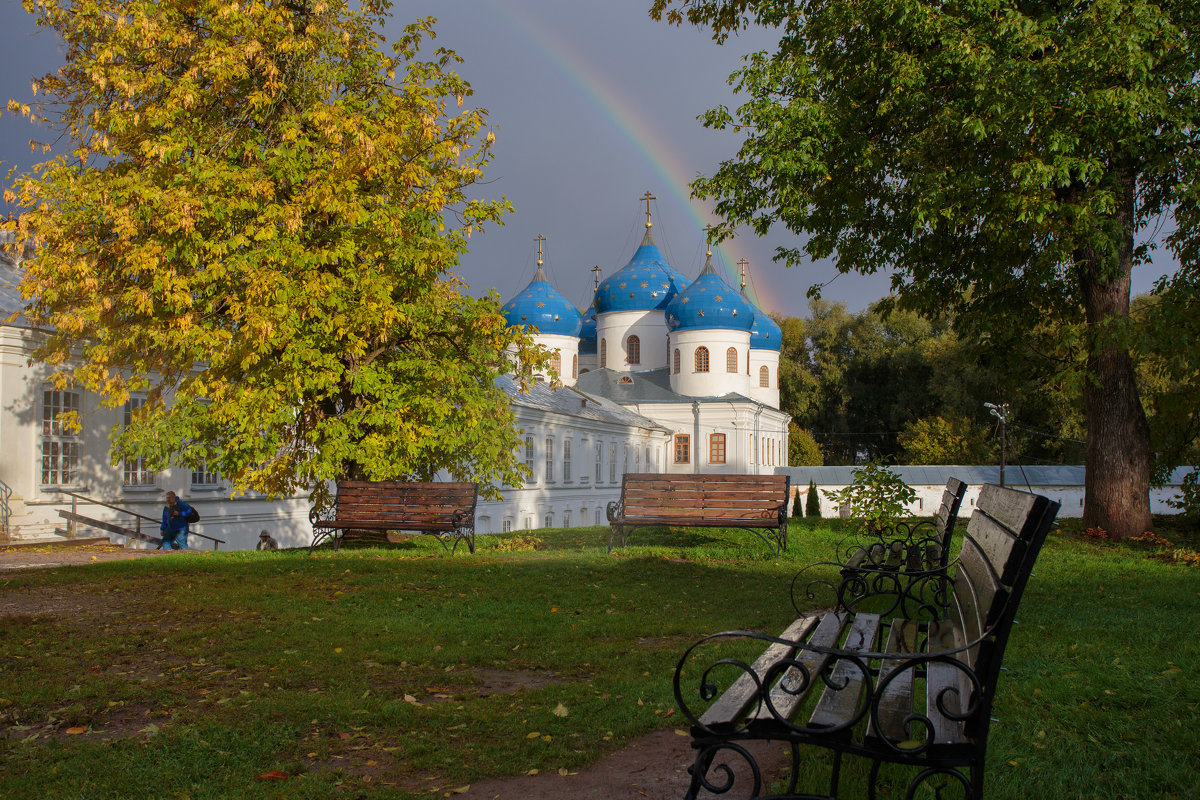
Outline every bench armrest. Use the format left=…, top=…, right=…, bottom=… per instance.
left=606, top=499, right=623, bottom=523
left=674, top=621, right=982, bottom=751
left=309, top=504, right=337, bottom=526
left=790, top=559, right=953, bottom=622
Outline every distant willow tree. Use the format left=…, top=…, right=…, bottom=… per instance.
left=653, top=0, right=1200, bottom=537
left=4, top=1, right=537, bottom=505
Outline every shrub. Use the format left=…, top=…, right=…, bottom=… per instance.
left=823, top=462, right=915, bottom=535
left=806, top=480, right=821, bottom=518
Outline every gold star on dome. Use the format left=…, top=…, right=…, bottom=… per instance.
left=536, top=301, right=545, bottom=308
left=640, top=281, right=648, bottom=288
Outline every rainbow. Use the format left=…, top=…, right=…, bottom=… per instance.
left=475, top=1, right=774, bottom=312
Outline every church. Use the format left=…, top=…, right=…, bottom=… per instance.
left=473, top=199, right=790, bottom=535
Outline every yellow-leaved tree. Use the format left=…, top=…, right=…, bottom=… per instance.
left=5, top=0, right=537, bottom=505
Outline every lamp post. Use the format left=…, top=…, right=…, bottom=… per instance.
left=984, top=403, right=1010, bottom=486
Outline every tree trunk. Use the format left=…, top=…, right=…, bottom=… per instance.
left=1079, top=172, right=1153, bottom=539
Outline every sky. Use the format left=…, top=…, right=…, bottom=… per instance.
left=0, top=0, right=1180, bottom=318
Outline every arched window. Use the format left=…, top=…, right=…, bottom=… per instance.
left=626, top=335, right=641, bottom=365
left=549, top=351, right=561, bottom=375
left=694, top=346, right=710, bottom=373
left=709, top=433, right=726, bottom=464
left=673, top=348, right=681, bottom=374
left=726, top=347, right=738, bottom=373
left=600, top=338, right=607, bottom=368
left=572, top=354, right=578, bottom=379
left=759, top=365, right=770, bottom=388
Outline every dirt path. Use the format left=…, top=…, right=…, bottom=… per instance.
left=0, top=542, right=166, bottom=572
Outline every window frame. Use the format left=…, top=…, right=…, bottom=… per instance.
left=726, top=347, right=738, bottom=373
left=674, top=434, right=691, bottom=464
left=121, top=396, right=157, bottom=489
left=626, top=334, right=641, bottom=365
left=710, top=433, right=727, bottom=464
left=694, top=346, right=710, bottom=373
left=41, top=388, right=82, bottom=487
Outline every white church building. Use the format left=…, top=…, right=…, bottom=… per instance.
left=0, top=203, right=790, bottom=548
left=478, top=210, right=791, bottom=534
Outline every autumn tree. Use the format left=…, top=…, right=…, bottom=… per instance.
left=654, top=0, right=1199, bottom=537
left=4, top=1, right=536, bottom=505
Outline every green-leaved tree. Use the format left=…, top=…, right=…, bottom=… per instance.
left=4, top=1, right=536, bottom=506
left=653, top=0, right=1199, bottom=538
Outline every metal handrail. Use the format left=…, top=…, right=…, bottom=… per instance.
left=53, top=489, right=226, bottom=549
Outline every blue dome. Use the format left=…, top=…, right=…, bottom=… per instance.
left=578, top=302, right=597, bottom=354
left=666, top=257, right=756, bottom=333
left=750, top=310, right=783, bottom=351
left=501, top=267, right=583, bottom=336
left=595, top=230, right=689, bottom=314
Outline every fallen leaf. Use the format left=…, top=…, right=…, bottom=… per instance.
left=675, top=729, right=689, bottom=736
left=65, top=726, right=87, bottom=735
left=526, top=731, right=540, bottom=739
left=257, top=771, right=291, bottom=780
left=552, top=702, right=569, bottom=718
left=448, top=786, right=470, bottom=794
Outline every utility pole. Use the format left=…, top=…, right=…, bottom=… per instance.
left=985, top=403, right=1010, bottom=486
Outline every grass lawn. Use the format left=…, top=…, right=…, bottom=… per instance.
left=1, top=518, right=1198, bottom=799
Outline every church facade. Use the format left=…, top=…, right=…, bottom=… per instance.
left=476, top=211, right=791, bottom=533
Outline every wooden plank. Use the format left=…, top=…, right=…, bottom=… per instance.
left=622, top=508, right=777, bottom=521
left=751, top=611, right=849, bottom=725
left=869, top=619, right=921, bottom=743
left=697, top=614, right=823, bottom=730
left=947, top=541, right=1000, bottom=646
left=808, top=613, right=882, bottom=730
left=924, top=620, right=972, bottom=747
left=616, top=516, right=781, bottom=529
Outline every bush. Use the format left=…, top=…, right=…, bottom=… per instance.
left=806, top=480, right=821, bottom=518
left=823, top=462, right=915, bottom=535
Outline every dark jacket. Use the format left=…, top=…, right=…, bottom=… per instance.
left=161, top=500, right=194, bottom=535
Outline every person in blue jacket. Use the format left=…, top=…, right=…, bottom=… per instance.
left=159, top=491, right=194, bottom=550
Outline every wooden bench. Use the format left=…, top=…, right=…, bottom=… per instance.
left=826, top=477, right=968, bottom=618
left=606, top=473, right=791, bottom=553
left=674, top=484, right=1060, bottom=800
left=308, top=481, right=478, bottom=554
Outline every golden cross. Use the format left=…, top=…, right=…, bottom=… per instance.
left=737, top=257, right=749, bottom=291
left=641, top=191, right=656, bottom=229
left=704, top=224, right=715, bottom=258
left=535, top=233, right=546, bottom=267
left=591, top=264, right=602, bottom=292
